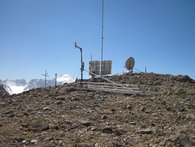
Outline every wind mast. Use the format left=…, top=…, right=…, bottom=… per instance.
left=89, top=0, right=112, bottom=77
left=100, top=0, right=104, bottom=76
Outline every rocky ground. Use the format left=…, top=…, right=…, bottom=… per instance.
left=0, top=73, right=194, bottom=147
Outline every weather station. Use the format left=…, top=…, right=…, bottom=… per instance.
left=73, top=1, right=147, bottom=96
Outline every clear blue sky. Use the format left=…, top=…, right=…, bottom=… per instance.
left=0, top=0, right=195, bottom=80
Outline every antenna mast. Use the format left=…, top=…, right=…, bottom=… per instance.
left=100, top=0, right=104, bottom=76
left=42, top=70, right=49, bottom=88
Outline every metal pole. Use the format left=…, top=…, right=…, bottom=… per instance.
left=42, top=70, right=48, bottom=88
left=75, top=42, right=84, bottom=82
left=100, top=0, right=104, bottom=76
left=90, top=53, right=92, bottom=62
left=80, top=49, right=83, bottom=81
left=55, top=73, right=57, bottom=86
left=45, top=73, right=46, bottom=87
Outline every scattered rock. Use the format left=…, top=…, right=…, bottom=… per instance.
left=43, top=107, right=51, bottom=111
left=49, top=123, right=59, bottom=130
left=101, top=114, right=107, bottom=119
left=31, top=139, right=38, bottom=144
left=55, top=96, right=65, bottom=101
left=22, top=140, right=28, bottom=144
left=90, top=126, right=97, bottom=131
left=175, top=75, right=193, bottom=82
left=79, top=120, right=93, bottom=127
left=102, top=126, right=113, bottom=134
left=126, top=104, right=132, bottom=110
left=114, top=128, right=127, bottom=136
left=95, top=143, right=99, bottom=147
left=129, top=122, right=136, bottom=125
left=13, top=136, right=25, bottom=142
left=64, top=119, right=73, bottom=125
left=177, top=133, right=192, bottom=147
left=55, top=101, right=62, bottom=105
left=21, top=122, right=29, bottom=128
left=44, top=137, right=54, bottom=142
left=159, top=140, right=165, bottom=146
left=137, top=128, right=153, bottom=134
left=29, top=119, right=49, bottom=132
left=140, top=106, right=145, bottom=111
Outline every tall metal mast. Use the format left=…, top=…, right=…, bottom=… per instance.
left=100, top=0, right=104, bottom=76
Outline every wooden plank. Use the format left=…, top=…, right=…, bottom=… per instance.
left=73, top=81, right=150, bottom=96
left=82, top=82, right=139, bottom=88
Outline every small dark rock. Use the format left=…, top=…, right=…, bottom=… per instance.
left=177, top=133, right=192, bottom=147
left=79, top=120, right=93, bottom=127
left=126, top=104, right=132, bottom=110
left=102, top=126, right=113, bottom=134
left=13, top=136, right=25, bottom=142
left=114, top=128, right=127, bottom=136
left=23, top=112, right=29, bottom=116
left=4, top=110, right=13, bottom=115
left=111, top=108, right=116, bottom=112
left=21, top=123, right=29, bottom=128
left=101, top=115, right=107, bottom=119
left=7, top=113, right=15, bottom=117
left=140, top=106, right=145, bottom=111
left=71, top=97, right=79, bottom=101
left=55, top=101, right=62, bottom=105
left=49, top=123, right=59, bottom=130
left=29, top=120, right=49, bottom=132
left=64, top=120, right=73, bottom=125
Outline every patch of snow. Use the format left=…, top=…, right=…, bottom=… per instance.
left=9, top=85, right=26, bottom=94
left=3, top=85, right=13, bottom=95
left=57, top=74, right=75, bottom=84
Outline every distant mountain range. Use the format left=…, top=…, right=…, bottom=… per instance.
left=0, top=74, right=75, bottom=95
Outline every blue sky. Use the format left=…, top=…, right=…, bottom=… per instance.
left=0, top=0, right=195, bottom=80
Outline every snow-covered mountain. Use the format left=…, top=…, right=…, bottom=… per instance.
left=0, top=79, right=27, bottom=94
left=57, top=74, right=76, bottom=84
left=0, top=74, right=75, bottom=95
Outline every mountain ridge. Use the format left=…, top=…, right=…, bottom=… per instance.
left=0, top=74, right=75, bottom=94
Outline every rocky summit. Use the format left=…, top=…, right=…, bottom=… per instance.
left=0, top=73, right=194, bottom=147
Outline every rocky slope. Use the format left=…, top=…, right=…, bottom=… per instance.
left=0, top=85, right=10, bottom=97
left=0, top=73, right=194, bottom=146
